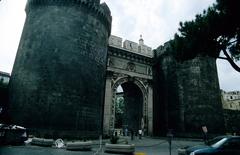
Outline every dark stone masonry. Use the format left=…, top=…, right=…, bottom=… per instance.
left=9, top=0, right=112, bottom=138
left=153, top=43, right=225, bottom=136
left=224, top=109, right=240, bottom=134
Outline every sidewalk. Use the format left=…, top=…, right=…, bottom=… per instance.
left=92, top=136, right=167, bottom=147
left=92, top=136, right=202, bottom=146
left=1, top=136, right=203, bottom=155
left=92, top=136, right=203, bottom=155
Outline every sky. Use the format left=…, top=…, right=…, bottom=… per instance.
left=0, top=0, right=239, bottom=91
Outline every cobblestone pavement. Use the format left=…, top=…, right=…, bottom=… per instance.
left=0, top=137, right=203, bottom=155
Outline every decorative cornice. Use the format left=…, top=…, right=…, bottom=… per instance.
left=25, top=0, right=112, bottom=35
left=108, top=46, right=153, bottom=65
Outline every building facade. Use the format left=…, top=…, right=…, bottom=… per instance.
left=221, top=90, right=240, bottom=134
left=103, top=36, right=226, bottom=136
left=222, top=90, right=240, bottom=111
left=104, top=35, right=153, bottom=136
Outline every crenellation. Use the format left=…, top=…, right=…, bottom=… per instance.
left=155, top=41, right=171, bottom=57
left=100, top=2, right=111, bottom=21
left=109, top=35, right=122, bottom=47
left=109, top=35, right=153, bottom=57
left=100, top=3, right=111, bottom=15
left=123, top=40, right=139, bottom=53
left=25, top=0, right=112, bottom=34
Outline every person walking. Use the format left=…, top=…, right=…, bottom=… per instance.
left=138, top=129, right=142, bottom=139
left=130, top=128, right=134, bottom=140
left=202, top=126, right=208, bottom=144
left=124, top=128, right=128, bottom=136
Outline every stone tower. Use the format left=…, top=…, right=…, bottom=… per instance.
left=9, top=0, right=111, bottom=138
left=153, top=42, right=225, bottom=136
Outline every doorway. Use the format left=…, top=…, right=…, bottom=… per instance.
left=114, top=82, right=143, bottom=132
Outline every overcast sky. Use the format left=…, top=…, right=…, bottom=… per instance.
left=0, top=0, right=239, bottom=91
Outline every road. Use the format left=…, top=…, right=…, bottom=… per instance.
left=0, top=137, right=203, bottom=155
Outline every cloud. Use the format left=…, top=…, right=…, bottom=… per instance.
left=217, top=60, right=240, bottom=91
left=0, top=0, right=26, bottom=73
left=102, top=0, right=216, bottom=48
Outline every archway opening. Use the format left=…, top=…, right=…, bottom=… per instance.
left=115, top=82, right=143, bottom=132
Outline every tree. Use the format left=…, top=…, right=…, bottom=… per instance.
left=115, top=97, right=125, bottom=128
left=115, top=97, right=125, bottom=114
left=171, top=0, right=240, bottom=72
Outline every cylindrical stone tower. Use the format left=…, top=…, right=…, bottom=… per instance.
left=9, top=0, right=111, bottom=138
left=154, top=43, right=225, bottom=136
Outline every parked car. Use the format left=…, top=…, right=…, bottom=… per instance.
left=0, top=124, right=28, bottom=145
left=190, top=136, right=240, bottom=155
left=178, top=135, right=233, bottom=155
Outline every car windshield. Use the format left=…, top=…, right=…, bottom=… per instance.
left=207, top=137, right=222, bottom=145
left=207, top=136, right=230, bottom=146
left=211, top=138, right=228, bottom=148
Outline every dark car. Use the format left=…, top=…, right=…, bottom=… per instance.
left=178, top=135, right=233, bottom=155
left=190, top=136, right=240, bottom=155
left=0, top=124, right=28, bottom=145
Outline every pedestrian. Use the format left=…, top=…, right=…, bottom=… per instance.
left=202, top=126, right=208, bottom=144
left=125, top=128, right=128, bottom=136
left=138, top=129, right=142, bottom=139
left=130, top=128, right=134, bottom=140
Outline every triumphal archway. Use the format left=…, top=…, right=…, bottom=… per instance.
left=103, top=35, right=154, bottom=136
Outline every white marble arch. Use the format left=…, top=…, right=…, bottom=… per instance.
left=103, top=74, right=153, bottom=136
